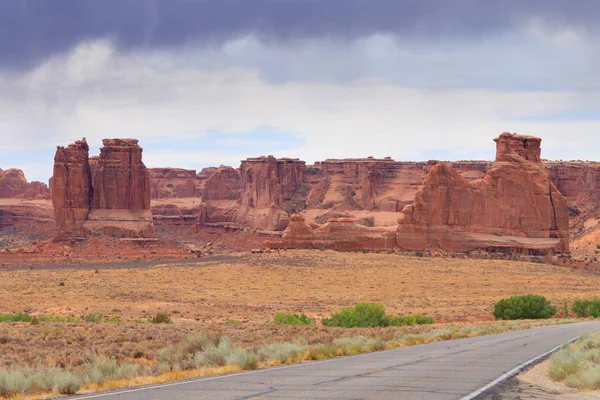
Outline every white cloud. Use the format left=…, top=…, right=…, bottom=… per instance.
left=0, top=36, right=599, bottom=182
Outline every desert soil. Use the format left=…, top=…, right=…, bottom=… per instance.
left=481, top=359, right=600, bottom=399
left=2, top=250, right=600, bottom=371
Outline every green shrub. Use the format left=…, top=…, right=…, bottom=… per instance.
left=384, top=315, right=435, bottom=326
left=0, top=313, right=32, bottom=323
left=37, top=315, right=80, bottom=323
left=107, top=316, right=121, bottom=323
left=571, top=299, right=600, bottom=318
left=493, top=294, right=556, bottom=320
left=322, top=303, right=385, bottom=328
left=85, top=313, right=103, bottom=323
left=322, top=303, right=434, bottom=327
left=273, top=312, right=315, bottom=326
left=151, top=313, right=171, bottom=324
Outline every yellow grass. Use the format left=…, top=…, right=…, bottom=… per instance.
left=79, top=365, right=242, bottom=393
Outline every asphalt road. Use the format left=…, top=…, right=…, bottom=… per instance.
left=72, top=321, right=600, bottom=400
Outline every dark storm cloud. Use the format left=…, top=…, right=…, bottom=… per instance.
left=1, top=0, right=599, bottom=69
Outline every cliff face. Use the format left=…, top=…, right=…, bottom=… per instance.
left=52, top=138, right=154, bottom=240
left=91, top=139, right=151, bottom=210
left=149, top=168, right=197, bottom=199
left=0, top=169, right=49, bottom=199
left=271, top=133, right=570, bottom=254
left=52, top=139, right=93, bottom=239
left=397, top=133, right=569, bottom=253
left=544, top=162, right=600, bottom=205
left=197, top=158, right=301, bottom=231
left=201, top=166, right=240, bottom=201
left=239, top=156, right=305, bottom=208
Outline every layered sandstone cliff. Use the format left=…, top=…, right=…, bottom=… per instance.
left=52, top=138, right=154, bottom=240
left=52, top=139, right=93, bottom=239
left=240, top=156, right=305, bottom=208
left=198, top=157, right=304, bottom=231
left=271, top=133, right=570, bottom=254
left=149, top=168, right=197, bottom=199
left=202, top=166, right=240, bottom=201
left=0, top=169, right=49, bottom=199
left=397, top=133, right=568, bottom=253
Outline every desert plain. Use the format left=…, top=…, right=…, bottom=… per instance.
left=1, top=250, right=598, bottom=373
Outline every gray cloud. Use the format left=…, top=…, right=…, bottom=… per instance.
left=2, top=0, right=600, bottom=69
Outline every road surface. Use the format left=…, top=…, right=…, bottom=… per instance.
left=72, top=321, right=600, bottom=400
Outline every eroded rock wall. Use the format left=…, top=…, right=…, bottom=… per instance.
left=149, top=168, right=197, bottom=199
left=52, top=138, right=154, bottom=240
left=201, top=166, right=241, bottom=201
left=269, top=133, right=570, bottom=255
left=0, top=169, right=49, bottom=199
left=397, top=133, right=569, bottom=254
left=52, top=139, right=93, bottom=239
left=240, top=156, right=305, bottom=208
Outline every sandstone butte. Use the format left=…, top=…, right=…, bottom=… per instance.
left=0, top=168, right=49, bottom=199
left=267, top=133, right=570, bottom=254
left=4, top=131, right=598, bottom=256
left=52, top=138, right=154, bottom=240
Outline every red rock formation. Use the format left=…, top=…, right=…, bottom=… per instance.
left=52, top=138, right=154, bottom=240
left=273, top=214, right=396, bottom=250
left=240, top=156, right=305, bottom=208
left=496, top=133, right=541, bottom=162
left=307, top=158, right=488, bottom=212
left=397, top=133, right=569, bottom=254
left=544, top=162, right=600, bottom=205
left=0, top=169, right=50, bottom=199
left=196, top=167, right=218, bottom=197
left=202, top=166, right=241, bottom=201
left=198, top=157, right=302, bottom=231
left=86, top=139, right=154, bottom=238
left=149, top=168, right=197, bottom=198
left=52, top=139, right=93, bottom=239
left=268, top=133, right=569, bottom=255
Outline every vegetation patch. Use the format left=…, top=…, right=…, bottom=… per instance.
left=322, top=303, right=434, bottom=328
left=151, top=313, right=172, bottom=324
left=493, top=294, right=556, bottom=320
left=571, top=299, right=600, bottom=318
left=0, top=319, right=574, bottom=398
left=0, top=313, right=32, bottom=323
left=549, top=331, right=600, bottom=390
left=273, top=312, right=315, bottom=326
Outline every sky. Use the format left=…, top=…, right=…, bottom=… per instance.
left=0, top=0, right=599, bottom=183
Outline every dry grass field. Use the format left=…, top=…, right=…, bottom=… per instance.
left=2, top=250, right=598, bottom=324
left=1, top=250, right=598, bottom=396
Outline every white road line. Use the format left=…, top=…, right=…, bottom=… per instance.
left=460, top=334, right=583, bottom=400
